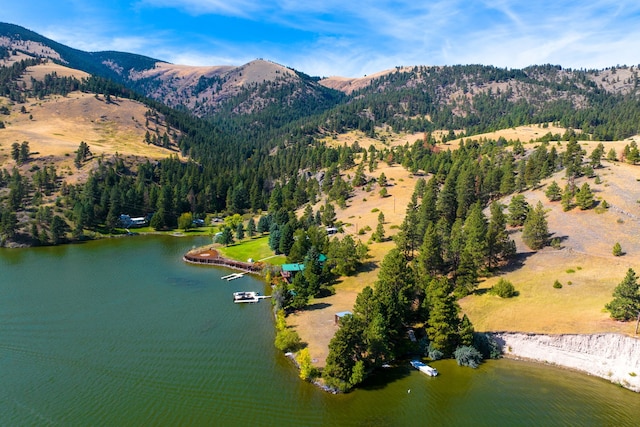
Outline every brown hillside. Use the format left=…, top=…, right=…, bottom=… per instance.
left=0, top=92, right=181, bottom=183
left=129, top=59, right=298, bottom=113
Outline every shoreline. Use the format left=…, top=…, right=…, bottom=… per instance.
left=182, top=247, right=264, bottom=274
left=179, top=244, right=640, bottom=394
left=489, top=332, right=640, bottom=392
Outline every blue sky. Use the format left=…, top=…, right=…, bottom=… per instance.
left=4, top=1, right=640, bottom=77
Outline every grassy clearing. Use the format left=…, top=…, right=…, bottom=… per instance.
left=217, top=235, right=286, bottom=265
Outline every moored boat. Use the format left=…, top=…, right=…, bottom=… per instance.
left=410, top=360, right=438, bottom=376
left=233, top=291, right=260, bottom=303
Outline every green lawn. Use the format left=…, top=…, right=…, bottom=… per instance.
left=218, top=235, right=286, bottom=266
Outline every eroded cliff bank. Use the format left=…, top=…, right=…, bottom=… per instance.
left=489, top=332, right=640, bottom=392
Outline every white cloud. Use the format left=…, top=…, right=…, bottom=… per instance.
left=138, top=0, right=268, bottom=17
left=11, top=0, right=640, bottom=76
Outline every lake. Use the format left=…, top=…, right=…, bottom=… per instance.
left=1, top=236, right=638, bottom=426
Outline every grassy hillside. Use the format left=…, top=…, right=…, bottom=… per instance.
left=0, top=91, right=181, bottom=183
left=288, top=130, right=640, bottom=367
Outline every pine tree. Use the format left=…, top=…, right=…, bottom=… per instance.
left=508, top=195, right=529, bottom=227
left=487, top=201, right=515, bottom=268
left=605, top=268, right=640, bottom=321
left=235, top=222, right=245, bottom=240
left=522, top=201, right=549, bottom=250
left=612, top=242, right=623, bottom=257
left=561, top=184, right=574, bottom=211
left=321, top=202, right=337, bottom=227
left=575, top=182, right=594, bottom=210
left=278, top=222, right=294, bottom=256
left=372, top=212, right=386, bottom=242
left=499, top=155, right=516, bottom=195
left=396, top=193, right=420, bottom=258
left=563, top=138, right=584, bottom=182
left=590, top=143, right=605, bottom=168
left=458, top=314, right=475, bottom=347
left=425, top=276, right=459, bottom=356
left=219, top=226, right=234, bottom=246
left=257, top=215, right=270, bottom=234
left=374, top=248, right=414, bottom=341
left=545, top=181, right=562, bottom=202
left=463, top=202, right=488, bottom=265
left=416, top=222, right=443, bottom=277
left=246, top=218, right=256, bottom=238
left=268, top=223, right=281, bottom=252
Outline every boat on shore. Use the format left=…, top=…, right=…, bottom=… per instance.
left=410, top=360, right=438, bottom=376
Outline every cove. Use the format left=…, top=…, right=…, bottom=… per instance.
left=1, top=236, right=638, bottom=426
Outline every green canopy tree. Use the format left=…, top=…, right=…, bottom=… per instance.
left=522, top=201, right=549, bottom=250
left=486, top=201, right=516, bottom=269
left=235, top=222, right=245, bottom=240
left=545, top=181, right=562, bottom=202
left=178, top=212, right=193, bottom=231
left=508, top=195, right=529, bottom=227
left=374, top=248, right=414, bottom=342
left=605, top=268, right=640, bottom=321
left=323, top=314, right=367, bottom=391
left=416, top=221, right=444, bottom=277
left=575, top=182, right=594, bottom=210
left=425, top=276, right=459, bottom=356
left=219, top=226, right=234, bottom=247
left=246, top=217, right=256, bottom=238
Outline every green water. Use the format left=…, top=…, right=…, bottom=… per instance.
left=1, top=236, right=638, bottom=426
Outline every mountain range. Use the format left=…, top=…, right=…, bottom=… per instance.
left=2, top=21, right=639, bottom=140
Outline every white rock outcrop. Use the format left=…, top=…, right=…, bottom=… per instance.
left=489, top=332, right=640, bottom=392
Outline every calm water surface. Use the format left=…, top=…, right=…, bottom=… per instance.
left=1, top=236, right=638, bottom=426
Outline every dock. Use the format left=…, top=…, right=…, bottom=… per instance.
left=183, top=250, right=263, bottom=275
left=233, top=291, right=272, bottom=303
left=221, top=273, right=245, bottom=281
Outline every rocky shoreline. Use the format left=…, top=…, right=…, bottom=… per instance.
left=489, top=332, right=640, bottom=392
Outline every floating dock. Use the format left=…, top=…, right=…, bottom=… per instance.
left=222, top=273, right=245, bottom=281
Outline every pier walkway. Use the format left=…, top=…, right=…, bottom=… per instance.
left=183, top=248, right=264, bottom=275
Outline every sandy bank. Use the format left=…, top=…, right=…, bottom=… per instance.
left=490, top=332, right=640, bottom=392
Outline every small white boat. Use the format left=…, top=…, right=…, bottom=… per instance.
left=410, top=360, right=438, bottom=376
left=233, top=291, right=260, bottom=303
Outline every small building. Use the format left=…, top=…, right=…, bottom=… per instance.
left=119, top=214, right=147, bottom=228
left=281, top=263, right=305, bottom=283
left=334, top=311, right=352, bottom=325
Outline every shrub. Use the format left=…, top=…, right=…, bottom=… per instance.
left=371, top=208, right=379, bottom=213
left=489, top=278, right=517, bottom=298
left=566, top=269, right=575, bottom=274
left=613, top=242, right=623, bottom=256
left=472, top=333, right=502, bottom=359
left=427, top=342, right=444, bottom=361
left=275, top=328, right=302, bottom=352
left=551, top=237, right=562, bottom=249
left=553, top=280, right=563, bottom=289
left=454, top=346, right=483, bottom=368
left=297, top=348, right=318, bottom=380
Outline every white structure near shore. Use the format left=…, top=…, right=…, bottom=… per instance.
left=489, top=332, right=640, bottom=392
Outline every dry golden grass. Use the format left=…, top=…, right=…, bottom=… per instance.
left=460, top=139, right=640, bottom=336
left=290, top=130, right=640, bottom=367
left=20, top=63, right=90, bottom=88
left=0, top=92, right=182, bottom=183
left=448, top=123, right=572, bottom=145
left=290, top=157, right=419, bottom=366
